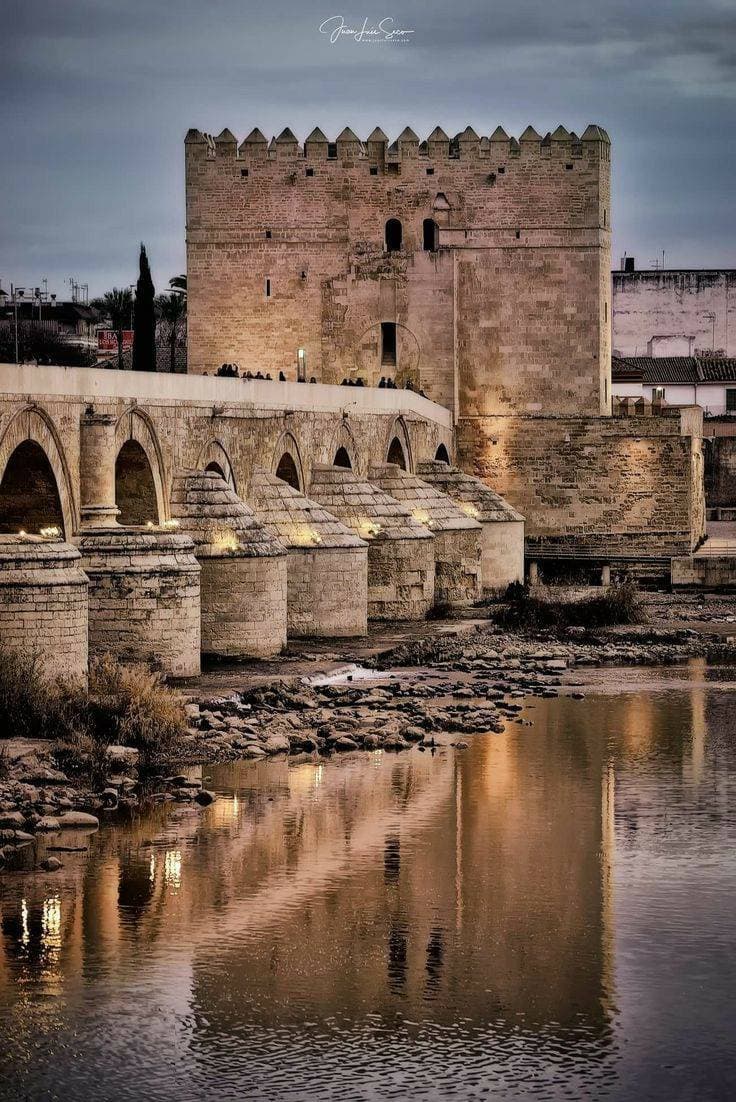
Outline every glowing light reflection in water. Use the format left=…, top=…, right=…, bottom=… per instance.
left=0, top=663, right=735, bottom=1101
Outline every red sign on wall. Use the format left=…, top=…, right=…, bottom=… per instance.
left=98, top=329, right=133, bottom=352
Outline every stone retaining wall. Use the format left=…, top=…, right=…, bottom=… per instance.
left=458, top=412, right=706, bottom=560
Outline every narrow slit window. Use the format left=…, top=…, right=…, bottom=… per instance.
left=381, top=322, right=397, bottom=366
left=265, top=278, right=271, bottom=298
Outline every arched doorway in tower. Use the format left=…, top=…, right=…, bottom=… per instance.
left=0, top=440, right=65, bottom=536
left=334, top=447, right=352, bottom=469
left=387, top=437, right=408, bottom=470
left=385, top=218, right=403, bottom=253
left=205, top=461, right=226, bottom=481
left=115, top=440, right=159, bottom=526
left=275, top=452, right=301, bottom=490
left=435, top=443, right=450, bottom=464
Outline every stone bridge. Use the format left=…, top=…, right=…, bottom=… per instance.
left=0, top=364, right=453, bottom=535
left=0, top=364, right=523, bottom=680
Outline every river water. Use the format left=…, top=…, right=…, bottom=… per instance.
left=1, top=662, right=735, bottom=1102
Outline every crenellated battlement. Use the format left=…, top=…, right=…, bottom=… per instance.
left=184, top=123, right=611, bottom=164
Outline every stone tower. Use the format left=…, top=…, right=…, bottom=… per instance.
left=185, top=123, right=612, bottom=418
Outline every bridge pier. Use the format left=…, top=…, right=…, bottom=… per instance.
left=369, top=463, right=483, bottom=607
left=170, top=470, right=287, bottom=658
left=0, top=535, right=89, bottom=684
left=309, top=465, right=435, bottom=621
left=79, top=411, right=120, bottom=529
left=249, top=466, right=368, bottom=638
left=78, top=530, right=202, bottom=677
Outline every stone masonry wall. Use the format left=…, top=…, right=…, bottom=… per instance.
left=79, top=532, right=201, bottom=677
left=186, top=126, right=611, bottom=417
left=287, top=546, right=367, bottom=637
left=430, top=528, right=482, bottom=607
left=0, top=538, right=88, bottom=683
left=367, top=535, right=435, bottom=620
left=200, top=555, right=287, bottom=657
left=458, top=412, right=705, bottom=559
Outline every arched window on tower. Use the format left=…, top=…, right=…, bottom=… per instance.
left=435, top=443, right=450, bottom=464
left=423, top=218, right=438, bottom=252
left=334, top=447, right=352, bottom=469
left=385, top=218, right=402, bottom=252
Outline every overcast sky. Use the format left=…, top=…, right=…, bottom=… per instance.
left=2, top=0, right=735, bottom=298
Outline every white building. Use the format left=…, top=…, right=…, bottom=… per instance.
left=611, top=356, right=736, bottom=416
left=612, top=266, right=736, bottom=359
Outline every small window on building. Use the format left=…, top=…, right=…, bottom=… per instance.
left=726, top=389, right=736, bottom=412
left=652, top=386, right=665, bottom=401
left=387, top=162, right=400, bottom=175
left=370, top=166, right=378, bottom=176
left=381, top=322, right=397, bottom=365
left=498, top=166, right=505, bottom=174
left=385, top=218, right=402, bottom=252
left=603, top=208, right=607, bottom=227
left=327, top=143, right=337, bottom=159
left=265, top=229, right=272, bottom=239
left=515, top=229, right=521, bottom=239
left=604, top=302, right=608, bottom=322
left=565, top=163, right=573, bottom=170
left=305, top=167, right=314, bottom=177
left=426, top=167, right=435, bottom=176
left=423, top=218, right=438, bottom=252
left=241, top=168, right=249, bottom=178
left=265, top=278, right=271, bottom=298
left=297, top=347, right=306, bottom=381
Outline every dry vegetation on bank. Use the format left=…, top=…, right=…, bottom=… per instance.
left=493, top=580, right=646, bottom=631
left=0, top=650, right=188, bottom=774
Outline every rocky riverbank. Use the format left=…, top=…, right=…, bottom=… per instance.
left=2, top=594, right=736, bottom=876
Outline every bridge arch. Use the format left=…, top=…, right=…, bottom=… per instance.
left=115, top=406, right=167, bottom=524
left=0, top=404, right=76, bottom=536
left=272, top=431, right=305, bottom=492
left=329, top=420, right=358, bottom=472
left=384, top=416, right=412, bottom=472
left=198, top=439, right=237, bottom=491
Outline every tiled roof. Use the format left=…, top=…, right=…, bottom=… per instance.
left=697, top=358, right=736, bottom=382
left=170, top=470, right=286, bottom=558
left=308, top=465, right=433, bottom=542
left=248, top=467, right=366, bottom=550
left=368, top=463, right=482, bottom=532
left=612, top=356, right=698, bottom=384
left=416, top=461, right=525, bottom=522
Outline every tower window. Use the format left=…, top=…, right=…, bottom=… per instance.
left=327, top=143, right=337, bottom=159
left=306, top=167, right=314, bottom=177
left=370, top=166, right=378, bottom=176
left=265, top=278, right=271, bottom=298
left=241, top=168, right=249, bottom=178
left=381, top=322, right=397, bottom=365
left=426, top=167, right=435, bottom=176
left=265, top=229, right=272, bottom=239
left=385, top=218, right=402, bottom=252
left=423, top=218, right=439, bottom=252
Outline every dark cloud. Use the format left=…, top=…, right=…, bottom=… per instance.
left=1, top=0, right=734, bottom=296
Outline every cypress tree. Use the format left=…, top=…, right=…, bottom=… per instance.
left=132, top=243, right=156, bottom=372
